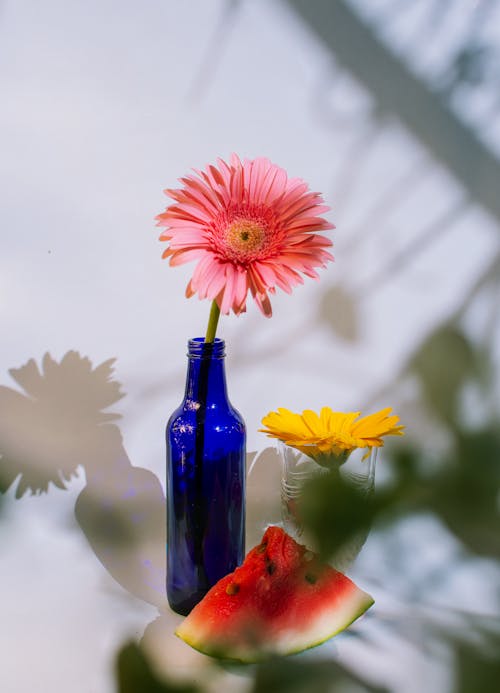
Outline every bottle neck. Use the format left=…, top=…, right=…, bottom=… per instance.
left=184, top=338, right=228, bottom=406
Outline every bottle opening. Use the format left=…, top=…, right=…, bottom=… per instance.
left=187, top=337, right=226, bottom=359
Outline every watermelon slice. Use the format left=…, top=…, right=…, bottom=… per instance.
left=175, top=525, right=373, bottom=662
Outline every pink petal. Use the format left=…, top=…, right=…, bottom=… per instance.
left=157, top=154, right=334, bottom=315
left=233, top=268, right=249, bottom=312
left=169, top=248, right=207, bottom=267
left=264, top=165, right=288, bottom=205
left=220, top=264, right=237, bottom=315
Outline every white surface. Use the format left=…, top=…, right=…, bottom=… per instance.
left=1, top=1, right=499, bottom=691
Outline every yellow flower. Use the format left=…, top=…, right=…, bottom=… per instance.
left=260, top=406, right=404, bottom=466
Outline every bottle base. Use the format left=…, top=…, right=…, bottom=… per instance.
left=167, top=589, right=209, bottom=616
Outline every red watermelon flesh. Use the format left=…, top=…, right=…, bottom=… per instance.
left=175, top=525, right=373, bottom=662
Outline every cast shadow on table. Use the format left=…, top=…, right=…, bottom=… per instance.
left=0, top=350, right=297, bottom=686
left=0, top=350, right=283, bottom=614
left=0, top=351, right=167, bottom=607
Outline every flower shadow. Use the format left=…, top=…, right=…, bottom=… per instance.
left=0, top=351, right=124, bottom=497
left=0, top=351, right=167, bottom=607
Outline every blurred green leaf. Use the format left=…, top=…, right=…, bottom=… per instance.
left=116, top=641, right=199, bottom=693
left=252, top=658, right=387, bottom=693
left=410, top=326, right=476, bottom=425
left=300, top=472, right=379, bottom=562
left=455, top=642, right=500, bottom=693
left=319, top=285, right=360, bottom=343
left=430, top=428, right=500, bottom=557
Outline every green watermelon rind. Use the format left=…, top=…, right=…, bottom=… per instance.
left=284, top=593, right=374, bottom=658
left=175, top=590, right=374, bottom=663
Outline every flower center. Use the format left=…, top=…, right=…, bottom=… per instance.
left=224, top=218, right=267, bottom=260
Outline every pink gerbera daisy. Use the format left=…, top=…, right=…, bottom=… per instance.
left=156, top=154, right=334, bottom=317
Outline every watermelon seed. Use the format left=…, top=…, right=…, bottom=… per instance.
left=256, top=542, right=268, bottom=554
left=266, top=562, right=276, bottom=576
left=305, top=573, right=317, bottom=584
left=303, top=551, right=314, bottom=562
left=225, top=582, right=240, bottom=596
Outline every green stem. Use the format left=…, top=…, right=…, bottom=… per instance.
left=205, top=300, right=221, bottom=343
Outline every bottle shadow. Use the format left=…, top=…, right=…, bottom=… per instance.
left=0, top=351, right=167, bottom=607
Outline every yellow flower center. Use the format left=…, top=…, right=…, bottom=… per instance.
left=224, top=218, right=266, bottom=259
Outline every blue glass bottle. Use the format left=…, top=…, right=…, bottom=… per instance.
left=166, top=338, right=245, bottom=615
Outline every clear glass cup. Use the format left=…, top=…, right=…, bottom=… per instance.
left=280, top=442, right=377, bottom=571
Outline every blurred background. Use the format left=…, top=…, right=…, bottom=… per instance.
left=1, top=0, right=499, bottom=691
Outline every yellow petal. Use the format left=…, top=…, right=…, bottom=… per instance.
left=260, top=405, right=404, bottom=459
